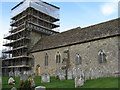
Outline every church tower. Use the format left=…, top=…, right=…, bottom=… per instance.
left=2, top=0, right=60, bottom=76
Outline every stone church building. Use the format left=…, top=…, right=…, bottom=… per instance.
left=31, top=18, right=119, bottom=79
left=2, top=0, right=119, bottom=79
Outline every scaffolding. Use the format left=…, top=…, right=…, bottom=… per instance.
left=2, top=0, right=60, bottom=76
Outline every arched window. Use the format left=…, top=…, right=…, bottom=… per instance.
left=98, top=50, right=107, bottom=63
left=45, top=53, right=48, bottom=66
left=56, top=52, right=61, bottom=64
left=75, top=54, right=82, bottom=65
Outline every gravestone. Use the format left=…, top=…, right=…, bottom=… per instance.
left=59, top=74, right=65, bottom=80
left=9, top=71, right=13, bottom=77
left=94, top=69, right=97, bottom=79
left=22, top=74, right=28, bottom=82
left=31, top=73, right=35, bottom=79
left=41, top=73, right=50, bottom=83
left=72, top=68, right=77, bottom=78
left=30, top=78, right=35, bottom=88
left=98, top=70, right=102, bottom=78
left=91, top=69, right=94, bottom=79
left=23, top=71, right=27, bottom=75
left=55, top=70, right=60, bottom=79
left=59, top=69, right=65, bottom=80
left=20, top=73, right=23, bottom=81
left=15, top=71, right=20, bottom=77
left=75, top=75, right=84, bottom=88
left=35, top=86, right=46, bottom=90
left=77, top=68, right=81, bottom=77
left=11, top=87, right=17, bottom=90
left=67, top=69, right=73, bottom=80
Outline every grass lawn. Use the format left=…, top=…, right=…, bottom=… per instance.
left=2, top=76, right=119, bottom=89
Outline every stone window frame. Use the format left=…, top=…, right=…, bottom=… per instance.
left=75, top=53, right=82, bottom=65
left=56, top=52, right=61, bottom=64
left=45, top=53, right=48, bottom=66
left=98, top=50, right=107, bottom=64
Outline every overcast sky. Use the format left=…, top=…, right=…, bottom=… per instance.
left=0, top=0, right=118, bottom=56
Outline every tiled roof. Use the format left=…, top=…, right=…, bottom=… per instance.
left=31, top=18, right=120, bottom=53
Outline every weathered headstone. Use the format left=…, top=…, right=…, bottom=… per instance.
left=15, top=71, right=20, bottom=77
left=59, top=74, right=65, bottom=80
left=31, top=73, right=35, bottom=79
left=67, top=69, right=73, bottom=80
left=22, top=74, right=28, bottom=82
left=11, top=87, right=17, bottom=90
left=75, top=75, right=84, bottom=88
left=90, top=69, right=94, bottom=79
left=35, top=86, right=46, bottom=90
left=59, top=69, right=65, bottom=80
left=23, top=71, right=27, bottom=75
left=41, top=73, right=50, bottom=83
left=9, top=71, right=13, bottom=77
left=72, top=68, right=77, bottom=78
left=55, top=70, right=60, bottom=79
left=29, top=78, right=35, bottom=88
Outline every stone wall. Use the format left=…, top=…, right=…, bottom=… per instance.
left=32, top=36, right=119, bottom=79
left=30, top=31, right=49, bottom=48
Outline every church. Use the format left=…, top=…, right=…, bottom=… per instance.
left=31, top=18, right=119, bottom=79
left=2, top=0, right=119, bottom=79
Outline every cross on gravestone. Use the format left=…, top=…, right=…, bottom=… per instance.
left=41, top=73, right=50, bottom=83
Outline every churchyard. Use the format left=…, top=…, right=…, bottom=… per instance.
left=2, top=76, right=119, bottom=89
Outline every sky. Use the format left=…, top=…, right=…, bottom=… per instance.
left=0, top=0, right=118, bottom=56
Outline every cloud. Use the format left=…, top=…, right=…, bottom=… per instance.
left=101, top=2, right=117, bottom=16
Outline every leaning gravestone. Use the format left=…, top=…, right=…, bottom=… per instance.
left=41, top=73, right=50, bottom=83
left=67, top=69, right=73, bottom=80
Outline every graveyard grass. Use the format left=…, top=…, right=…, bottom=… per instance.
left=2, top=76, right=119, bottom=89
